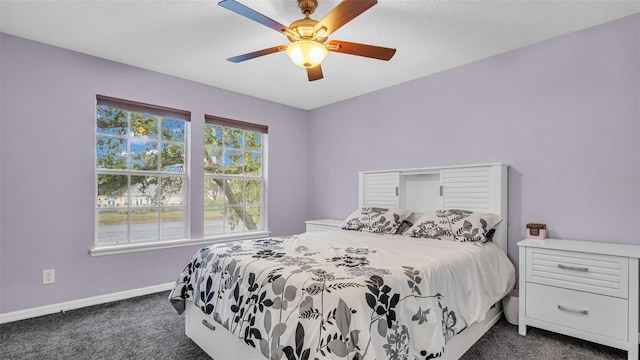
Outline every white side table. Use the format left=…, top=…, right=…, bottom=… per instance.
left=518, top=238, right=640, bottom=360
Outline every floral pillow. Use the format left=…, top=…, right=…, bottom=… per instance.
left=340, top=207, right=412, bottom=235
left=405, top=209, right=502, bottom=243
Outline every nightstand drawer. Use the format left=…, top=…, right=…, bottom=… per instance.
left=526, top=247, right=628, bottom=298
left=305, top=219, right=342, bottom=233
left=526, top=283, right=628, bottom=341
left=306, top=224, right=339, bottom=232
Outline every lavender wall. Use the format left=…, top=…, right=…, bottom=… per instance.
left=308, top=14, right=640, bottom=267
left=0, top=33, right=309, bottom=313
left=1, top=14, right=638, bottom=315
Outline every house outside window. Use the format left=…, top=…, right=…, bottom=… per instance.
left=95, top=95, right=189, bottom=245
left=204, top=115, right=267, bottom=236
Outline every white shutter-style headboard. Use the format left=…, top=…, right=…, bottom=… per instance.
left=358, top=163, right=509, bottom=253
left=361, top=172, right=400, bottom=208
left=441, top=167, right=492, bottom=210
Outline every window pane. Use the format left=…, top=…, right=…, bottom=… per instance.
left=225, top=179, right=244, bottom=205
left=162, top=118, right=185, bottom=142
left=96, top=136, right=127, bottom=170
left=97, top=106, right=127, bottom=135
left=203, top=120, right=264, bottom=237
left=204, top=178, right=224, bottom=205
left=160, top=176, right=184, bottom=206
left=97, top=174, right=128, bottom=207
left=245, top=131, right=261, bottom=151
left=204, top=125, right=223, bottom=146
left=96, top=100, right=189, bottom=246
left=246, top=180, right=261, bottom=205
left=130, top=208, right=158, bottom=241
left=131, top=175, right=158, bottom=206
left=204, top=147, right=222, bottom=175
left=96, top=209, right=127, bottom=244
left=223, top=149, right=243, bottom=175
left=130, top=113, right=158, bottom=139
left=160, top=143, right=184, bottom=173
left=204, top=206, right=223, bottom=235
left=161, top=208, right=184, bottom=239
left=244, top=151, right=262, bottom=177
left=225, top=206, right=246, bottom=233
left=224, top=127, right=243, bottom=149
left=246, top=206, right=262, bottom=231
left=131, top=140, right=159, bottom=171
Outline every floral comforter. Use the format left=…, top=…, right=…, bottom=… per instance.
left=169, top=230, right=515, bottom=360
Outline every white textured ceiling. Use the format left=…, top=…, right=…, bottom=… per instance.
left=1, top=1, right=638, bottom=110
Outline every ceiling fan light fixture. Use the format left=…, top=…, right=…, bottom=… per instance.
left=286, top=40, right=327, bottom=68
left=219, top=0, right=395, bottom=81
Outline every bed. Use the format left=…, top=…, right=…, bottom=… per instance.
left=170, top=163, right=515, bottom=359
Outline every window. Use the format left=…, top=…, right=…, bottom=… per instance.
left=204, top=115, right=267, bottom=236
left=95, top=95, right=189, bottom=245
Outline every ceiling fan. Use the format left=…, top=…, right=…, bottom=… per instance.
left=218, top=0, right=396, bottom=81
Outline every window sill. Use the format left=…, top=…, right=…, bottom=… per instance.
left=89, top=231, right=271, bottom=256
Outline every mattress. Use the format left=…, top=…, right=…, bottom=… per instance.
left=170, top=230, right=515, bottom=359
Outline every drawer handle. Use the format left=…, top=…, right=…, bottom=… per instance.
left=202, top=319, right=216, bottom=331
left=557, top=304, right=589, bottom=315
left=557, top=264, right=589, bottom=272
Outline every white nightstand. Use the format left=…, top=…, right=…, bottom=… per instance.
left=518, top=238, right=640, bottom=360
left=305, top=219, right=342, bottom=232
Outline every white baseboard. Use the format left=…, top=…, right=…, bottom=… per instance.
left=0, top=282, right=174, bottom=324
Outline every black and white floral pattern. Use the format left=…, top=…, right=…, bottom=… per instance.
left=405, top=209, right=502, bottom=243
left=395, top=220, right=414, bottom=235
left=169, top=230, right=515, bottom=359
left=340, top=207, right=412, bottom=235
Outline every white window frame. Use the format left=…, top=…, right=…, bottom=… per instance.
left=92, top=95, right=190, bottom=254
left=91, top=100, right=271, bottom=256
left=203, top=114, right=268, bottom=237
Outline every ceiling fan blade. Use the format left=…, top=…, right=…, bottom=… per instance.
left=219, top=0, right=289, bottom=34
left=307, top=65, right=324, bottom=81
left=327, top=40, right=396, bottom=61
left=314, top=0, right=377, bottom=37
left=227, top=45, right=287, bottom=63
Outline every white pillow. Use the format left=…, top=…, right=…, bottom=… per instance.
left=405, top=209, right=502, bottom=243
left=340, top=207, right=412, bottom=235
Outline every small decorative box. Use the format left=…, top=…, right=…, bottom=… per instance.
left=526, top=223, right=547, bottom=240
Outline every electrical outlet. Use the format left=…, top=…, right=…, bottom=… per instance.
left=42, top=269, right=55, bottom=285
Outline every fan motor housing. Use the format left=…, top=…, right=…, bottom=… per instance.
left=288, top=18, right=327, bottom=43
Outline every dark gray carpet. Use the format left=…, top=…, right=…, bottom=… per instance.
left=0, top=291, right=630, bottom=359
